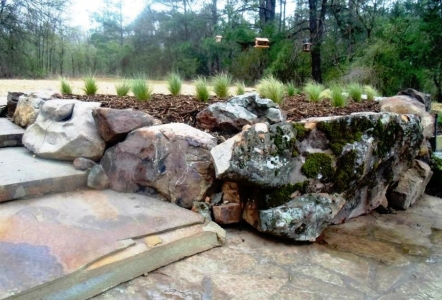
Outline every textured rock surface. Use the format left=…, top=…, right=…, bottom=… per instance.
left=398, top=88, right=431, bottom=112
left=387, top=160, right=433, bottom=209
left=87, top=165, right=110, bottom=190
left=7, top=92, right=24, bottom=118
left=23, top=100, right=106, bottom=161
left=192, top=201, right=212, bottom=221
left=196, top=93, right=285, bottom=132
left=243, top=193, right=345, bottom=241
left=92, top=108, right=161, bottom=144
left=73, top=157, right=97, bottom=171
left=213, top=203, right=242, bottom=225
left=12, top=90, right=61, bottom=127
left=211, top=112, right=424, bottom=238
left=101, top=123, right=217, bottom=208
left=379, top=95, right=435, bottom=138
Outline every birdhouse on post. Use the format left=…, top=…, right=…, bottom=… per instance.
left=254, top=37, right=270, bottom=48
left=215, top=35, right=222, bottom=43
left=302, top=39, right=312, bottom=52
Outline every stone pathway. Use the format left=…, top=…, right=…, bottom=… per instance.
left=95, top=194, right=442, bottom=300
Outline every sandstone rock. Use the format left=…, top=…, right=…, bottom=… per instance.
left=380, top=96, right=435, bottom=138
left=73, top=157, right=97, bottom=171
left=221, top=181, right=241, bottom=203
left=101, top=123, right=217, bottom=208
left=192, top=201, right=212, bottom=221
left=87, top=165, right=110, bottom=190
left=92, top=108, right=162, bottom=144
left=243, top=193, right=345, bottom=241
left=23, top=100, right=105, bottom=161
left=7, top=92, right=24, bottom=118
left=387, top=160, right=433, bottom=210
left=196, top=93, right=285, bottom=132
left=213, top=203, right=242, bottom=225
left=398, top=88, right=431, bottom=112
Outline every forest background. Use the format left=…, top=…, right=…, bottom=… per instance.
left=1, top=0, right=441, bottom=101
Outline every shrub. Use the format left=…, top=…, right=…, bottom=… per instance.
left=286, top=82, right=299, bottom=96
left=347, top=83, right=364, bottom=102
left=212, top=73, right=232, bottom=98
left=303, top=81, right=324, bottom=102
left=132, top=78, right=152, bottom=101
left=257, top=75, right=285, bottom=104
left=235, top=81, right=246, bottom=95
left=195, top=76, right=210, bottom=102
left=167, top=72, right=182, bottom=96
left=60, top=77, right=73, bottom=95
left=115, top=81, right=131, bottom=97
left=364, top=85, right=379, bottom=101
left=330, top=85, right=347, bottom=107
left=82, top=76, right=98, bottom=95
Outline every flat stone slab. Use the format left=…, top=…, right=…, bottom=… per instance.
left=0, top=189, right=224, bottom=299
left=0, top=147, right=87, bottom=202
left=0, top=118, right=25, bottom=147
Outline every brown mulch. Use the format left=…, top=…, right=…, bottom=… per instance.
left=63, top=94, right=380, bottom=127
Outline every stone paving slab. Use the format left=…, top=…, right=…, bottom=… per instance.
left=0, top=147, right=87, bottom=202
left=0, top=189, right=224, bottom=299
left=0, top=119, right=24, bottom=147
left=95, top=194, right=442, bottom=300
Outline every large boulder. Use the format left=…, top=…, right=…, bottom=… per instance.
left=398, top=88, right=431, bottom=112
left=196, top=93, right=285, bottom=132
left=101, top=123, right=217, bottom=208
left=23, top=100, right=105, bottom=161
left=379, top=95, right=435, bottom=138
left=211, top=112, right=424, bottom=239
left=92, top=108, right=161, bottom=144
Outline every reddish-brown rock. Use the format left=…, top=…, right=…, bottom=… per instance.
left=221, top=181, right=240, bottom=203
left=213, top=203, right=242, bottom=225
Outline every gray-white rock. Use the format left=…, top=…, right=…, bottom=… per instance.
left=101, top=123, right=217, bottom=208
left=87, top=165, right=110, bottom=190
left=191, top=201, right=212, bottom=221
left=196, top=93, right=285, bottom=132
left=73, top=157, right=97, bottom=171
left=398, top=88, right=431, bottom=112
left=387, top=160, right=433, bottom=210
left=23, top=100, right=105, bottom=161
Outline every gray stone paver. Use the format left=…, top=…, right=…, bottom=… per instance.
left=94, top=194, right=442, bottom=300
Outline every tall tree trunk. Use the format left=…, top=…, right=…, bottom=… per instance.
left=309, top=0, right=327, bottom=83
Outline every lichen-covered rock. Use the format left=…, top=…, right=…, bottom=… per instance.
left=243, top=193, right=345, bottom=241
left=23, top=100, right=105, bottom=161
left=398, top=88, right=431, bottom=112
left=192, top=201, right=212, bottom=221
left=212, top=112, right=424, bottom=238
left=92, top=108, right=161, bottom=144
left=387, top=160, right=433, bottom=210
left=101, top=123, right=217, bottom=208
left=196, top=93, right=285, bottom=132
left=87, top=165, right=110, bottom=190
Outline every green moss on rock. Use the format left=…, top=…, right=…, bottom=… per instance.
left=265, top=181, right=310, bottom=208
left=301, top=153, right=334, bottom=181
left=292, top=122, right=307, bottom=140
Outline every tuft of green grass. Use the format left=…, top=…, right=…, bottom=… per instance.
left=195, top=76, right=210, bottom=102
left=364, top=85, right=379, bottom=101
left=115, top=81, right=131, bottom=97
left=167, top=72, right=182, bottom=96
left=131, top=78, right=152, bottom=101
left=330, top=85, right=347, bottom=107
left=60, top=77, right=73, bottom=95
left=82, top=76, right=99, bottom=95
left=212, top=73, right=232, bottom=98
left=235, top=81, right=246, bottom=95
left=347, top=83, right=364, bottom=102
left=303, top=81, right=324, bottom=102
left=257, top=75, right=285, bottom=104
left=285, top=82, right=299, bottom=96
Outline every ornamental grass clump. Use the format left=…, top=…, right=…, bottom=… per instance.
left=132, top=78, right=152, bottom=101
left=235, top=81, right=246, bottom=95
left=364, top=85, right=379, bottom=101
left=82, top=76, right=98, bottom=95
left=257, top=75, right=285, bottom=104
left=167, top=72, right=182, bottom=96
left=347, top=83, right=364, bottom=102
left=212, top=73, right=232, bottom=98
left=115, top=81, right=131, bottom=97
left=285, top=82, right=299, bottom=96
left=60, top=77, right=73, bottom=95
left=303, top=81, right=324, bottom=102
left=195, top=76, right=210, bottom=102
left=330, top=85, right=347, bottom=107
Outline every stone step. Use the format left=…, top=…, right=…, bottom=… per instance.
left=0, top=147, right=87, bottom=202
left=0, top=189, right=224, bottom=299
left=0, top=118, right=24, bottom=147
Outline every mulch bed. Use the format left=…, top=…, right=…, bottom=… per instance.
left=63, top=93, right=380, bottom=127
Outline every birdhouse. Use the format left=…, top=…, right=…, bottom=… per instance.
left=254, top=37, right=270, bottom=48
left=215, top=35, right=222, bottom=43
left=302, top=39, right=312, bottom=52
